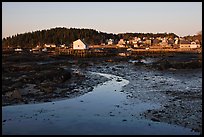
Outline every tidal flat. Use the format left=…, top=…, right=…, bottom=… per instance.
left=2, top=52, right=202, bottom=135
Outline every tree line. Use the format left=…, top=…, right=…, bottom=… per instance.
left=2, top=27, right=181, bottom=49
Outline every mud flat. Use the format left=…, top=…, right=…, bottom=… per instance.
left=2, top=52, right=202, bottom=134
left=2, top=72, right=199, bottom=135
left=2, top=53, right=109, bottom=106
left=87, top=57, right=202, bottom=134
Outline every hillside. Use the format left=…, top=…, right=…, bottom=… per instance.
left=2, top=27, right=180, bottom=49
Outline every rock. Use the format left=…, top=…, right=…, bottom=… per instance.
left=19, top=84, right=40, bottom=95
left=164, top=105, right=169, bottom=108
left=37, top=68, right=72, bottom=83
left=134, top=62, right=144, bottom=66
left=43, top=99, right=51, bottom=102
left=19, top=89, right=29, bottom=96
left=24, top=100, right=28, bottom=104
left=11, top=82, right=23, bottom=89
left=41, top=87, right=53, bottom=93
left=159, top=110, right=165, bottom=113
left=37, top=92, right=44, bottom=95
left=53, top=88, right=62, bottom=94
left=151, top=117, right=160, bottom=122
left=152, top=111, right=158, bottom=114
left=112, top=67, right=117, bottom=71
left=147, top=110, right=152, bottom=113
left=87, top=86, right=94, bottom=92
left=5, top=92, right=13, bottom=98
left=116, top=65, right=124, bottom=68
left=71, top=89, right=80, bottom=93
left=116, top=79, right=122, bottom=82
left=6, top=90, right=22, bottom=100
left=60, top=68, right=72, bottom=82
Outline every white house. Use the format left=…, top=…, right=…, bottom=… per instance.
left=44, top=44, right=56, bottom=48
left=107, top=39, right=114, bottom=45
left=190, top=42, right=200, bottom=48
left=133, top=44, right=139, bottom=48
left=160, top=38, right=168, bottom=47
left=179, top=40, right=191, bottom=48
left=14, top=48, right=23, bottom=52
left=174, top=37, right=179, bottom=44
left=42, top=48, right=48, bottom=52
left=73, top=39, right=89, bottom=50
left=117, top=39, right=126, bottom=47
left=118, top=39, right=126, bottom=45
left=60, top=44, right=66, bottom=48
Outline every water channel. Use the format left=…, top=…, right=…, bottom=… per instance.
left=2, top=72, right=198, bottom=135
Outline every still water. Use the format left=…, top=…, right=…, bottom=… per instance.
left=2, top=72, right=199, bottom=135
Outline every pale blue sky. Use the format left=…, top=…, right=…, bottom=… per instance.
left=2, top=2, right=202, bottom=38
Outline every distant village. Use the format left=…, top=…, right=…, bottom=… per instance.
left=12, top=36, right=202, bottom=54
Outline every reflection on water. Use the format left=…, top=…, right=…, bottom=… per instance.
left=2, top=72, right=199, bottom=135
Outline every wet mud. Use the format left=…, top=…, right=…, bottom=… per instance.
left=2, top=52, right=202, bottom=134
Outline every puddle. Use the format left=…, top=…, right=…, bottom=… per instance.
left=2, top=72, right=199, bottom=135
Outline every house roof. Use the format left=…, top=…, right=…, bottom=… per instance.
left=152, top=39, right=160, bottom=44
left=180, top=40, right=191, bottom=44
left=74, top=39, right=89, bottom=46
left=168, top=40, right=174, bottom=44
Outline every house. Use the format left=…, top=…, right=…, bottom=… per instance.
left=42, top=48, right=48, bottom=52
left=101, top=43, right=106, bottom=46
left=118, top=39, right=126, bottom=45
left=195, top=39, right=200, bottom=45
left=174, top=37, right=179, bottom=44
left=60, top=44, right=66, bottom=48
left=144, top=40, right=151, bottom=46
left=133, top=44, right=139, bottom=48
left=150, top=39, right=162, bottom=49
left=117, top=39, right=126, bottom=47
left=168, top=39, right=174, bottom=46
left=189, top=42, right=200, bottom=48
left=73, top=39, right=89, bottom=50
left=133, top=37, right=141, bottom=42
left=152, top=39, right=160, bottom=46
left=129, top=37, right=138, bottom=48
left=179, top=40, right=191, bottom=48
left=156, top=37, right=162, bottom=40
left=30, top=46, right=41, bottom=53
left=158, top=38, right=168, bottom=48
left=44, top=44, right=56, bottom=48
left=14, top=48, right=23, bottom=52
left=107, top=39, right=114, bottom=45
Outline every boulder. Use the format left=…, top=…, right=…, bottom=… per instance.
left=5, top=90, right=22, bottom=100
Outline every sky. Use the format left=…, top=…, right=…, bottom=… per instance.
left=2, top=2, right=202, bottom=38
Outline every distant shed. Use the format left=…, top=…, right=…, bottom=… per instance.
left=73, top=39, right=89, bottom=50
